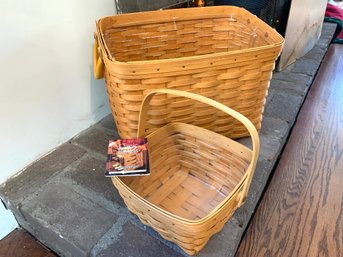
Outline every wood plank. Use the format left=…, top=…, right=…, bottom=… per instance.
left=277, top=0, right=327, bottom=70
left=0, top=229, right=56, bottom=257
left=236, top=44, right=343, bottom=257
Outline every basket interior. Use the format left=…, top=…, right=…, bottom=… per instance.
left=102, top=10, right=278, bottom=62
left=121, top=123, right=250, bottom=221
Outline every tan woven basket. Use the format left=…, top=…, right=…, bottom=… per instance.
left=94, top=6, right=284, bottom=139
left=111, top=89, right=259, bottom=255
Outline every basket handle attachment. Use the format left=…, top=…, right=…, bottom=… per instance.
left=93, top=34, right=105, bottom=79
left=137, top=89, right=260, bottom=206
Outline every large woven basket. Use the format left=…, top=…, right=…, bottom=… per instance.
left=94, top=6, right=284, bottom=139
left=111, top=89, right=259, bottom=255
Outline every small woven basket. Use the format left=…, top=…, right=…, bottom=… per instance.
left=111, top=89, right=259, bottom=255
left=94, top=6, right=284, bottom=139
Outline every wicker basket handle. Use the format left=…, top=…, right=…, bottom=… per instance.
left=138, top=89, right=260, bottom=206
left=93, top=35, right=105, bottom=79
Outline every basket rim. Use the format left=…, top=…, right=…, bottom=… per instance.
left=112, top=122, right=250, bottom=225
left=100, top=44, right=283, bottom=77
left=102, top=41, right=283, bottom=65
left=96, top=6, right=284, bottom=65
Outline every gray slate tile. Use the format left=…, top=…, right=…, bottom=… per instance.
left=302, top=45, right=327, bottom=61
left=21, top=183, right=117, bottom=257
left=285, top=58, right=321, bottom=77
left=98, top=114, right=119, bottom=136
left=72, top=125, right=114, bottom=157
left=272, top=71, right=312, bottom=86
left=63, top=154, right=125, bottom=207
left=270, top=79, right=309, bottom=97
left=264, top=90, right=303, bottom=124
left=0, top=143, right=85, bottom=207
left=97, top=222, right=183, bottom=257
left=317, top=23, right=337, bottom=48
left=260, top=117, right=290, bottom=141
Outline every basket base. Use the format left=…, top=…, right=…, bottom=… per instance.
left=122, top=167, right=228, bottom=220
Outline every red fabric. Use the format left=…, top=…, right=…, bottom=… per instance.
left=326, top=3, right=343, bottom=38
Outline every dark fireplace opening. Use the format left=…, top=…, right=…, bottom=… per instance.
left=259, top=0, right=292, bottom=36
left=209, top=0, right=292, bottom=36
left=115, top=0, right=292, bottom=36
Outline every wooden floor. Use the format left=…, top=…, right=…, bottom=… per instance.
left=236, top=44, right=343, bottom=257
left=0, top=229, right=56, bottom=257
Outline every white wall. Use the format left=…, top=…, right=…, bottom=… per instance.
left=0, top=1, right=115, bottom=184
left=0, top=201, right=17, bottom=240
left=277, top=0, right=327, bottom=70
